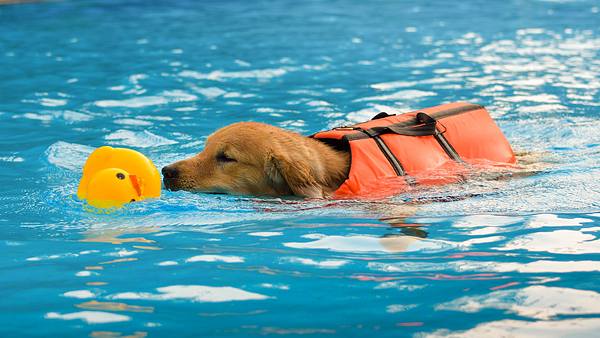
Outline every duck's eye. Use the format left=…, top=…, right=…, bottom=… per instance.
left=116, top=173, right=125, bottom=180
left=216, top=152, right=237, bottom=163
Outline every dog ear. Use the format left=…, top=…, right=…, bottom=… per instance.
left=265, top=152, right=323, bottom=198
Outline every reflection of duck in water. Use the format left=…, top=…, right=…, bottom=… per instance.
left=79, top=226, right=160, bottom=245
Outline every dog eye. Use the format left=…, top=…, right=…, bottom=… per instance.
left=216, top=152, right=237, bottom=163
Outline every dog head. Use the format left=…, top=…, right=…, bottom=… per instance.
left=162, top=122, right=347, bottom=198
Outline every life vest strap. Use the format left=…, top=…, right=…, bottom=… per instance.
left=369, top=134, right=405, bottom=176
left=416, top=112, right=464, bottom=163
left=355, top=115, right=438, bottom=184
left=361, top=132, right=419, bottom=186
left=360, top=120, right=437, bottom=138
left=345, top=111, right=465, bottom=177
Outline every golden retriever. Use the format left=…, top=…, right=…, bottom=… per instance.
left=162, top=122, right=545, bottom=199
left=162, top=122, right=350, bottom=198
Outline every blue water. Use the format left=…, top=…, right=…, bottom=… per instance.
left=2, top=0, right=600, bottom=337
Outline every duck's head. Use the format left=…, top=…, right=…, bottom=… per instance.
left=82, top=168, right=143, bottom=209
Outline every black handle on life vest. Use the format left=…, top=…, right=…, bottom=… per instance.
left=361, top=112, right=438, bottom=138
left=415, top=112, right=436, bottom=125
left=371, top=112, right=396, bottom=120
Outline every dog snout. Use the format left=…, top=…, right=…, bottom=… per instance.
left=162, top=165, right=181, bottom=191
left=162, top=165, right=179, bottom=179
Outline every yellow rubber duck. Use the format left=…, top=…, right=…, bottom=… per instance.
left=77, top=146, right=161, bottom=208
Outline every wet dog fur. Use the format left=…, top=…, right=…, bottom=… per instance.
left=162, top=122, right=350, bottom=198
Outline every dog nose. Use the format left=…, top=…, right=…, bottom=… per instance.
left=162, top=165, right=179, bottom=179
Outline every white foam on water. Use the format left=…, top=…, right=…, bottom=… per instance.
left=459, top=236, right=506, bottom=246
left=186, top=255, right=245, bottom=263
left=422, top=318, right=600, bottom=338
left=75, top=271, right=94, bottom=277
left=26, top=252, right=80, bottom=262
left=79, top=250, right=99, bottom=255
left=457, top=260, right=600, bottom=273
left=194, top=87, right=227, bottom=99
left=46, top=142, right=95, bottom=171
left=515, top=104, right=568, bottom=113
left=368, top=261, right=445, bottom=273
left=137, top=115, right=172, bottom=121
left=114, top=118, right=153, bottom=126
left=498, top=230, right=600, bottom=254
left=453, top=215, right=523, bottom=228
left=21, top=113, right=53, bottom=121
left=109, top=285, right=269, bottom=302
left=222, top=92, right=255, bottom=99
left=436, top=286, right=600, bottom=320
left=18, top=110, right=93, bottom=123
left=62, top=290, right=96, bottom=299
left=370, top=81, right=417, bottom=91
left=45, top=311, right=130, bottom=324
left=259, top=283, right=290, bottom=290
left=392, top=59, right=444, bottom=68
left=248, top=232, right=283, bottom=237
left=62, top=110, right=93, bottom=122
left=179, top=67, right=289, bottom=81
left=301, top=233, right=327, bottom=239
left=95, top=96, right=169, bottom=108
left=105, top=130, right=177, bottom=148
left=234, top=59, right=251, bottom=67
left=285, top=234, right=454, bottom=253
left=506, top=78, right=547, bottom=88
left=346, top=104, right=412, bottom=123
left=162, top=90, right=198, bottom=102
left=109, top=85, right=126, bottom=91
left=281, top=257, right=349, bottom=268
left=375, top=282, right=426, bottom=291
left=305, top=100, right=332, bottom=107
left=386, top=304, right=418, bottom=313
left=40, top=98, right=68, bottom=107
left=279, top=120, right=306, bottom=129
left=0, top=156, right=25, bottom=163
left=106, top=249, right=138, bottom=257
left=354, top=90, right=436, bottom=102
left=526, top=214, right=593, bottom=228
left=468, top=227, right=502, bottom=236
left=496, top=94, right=560, bottom=103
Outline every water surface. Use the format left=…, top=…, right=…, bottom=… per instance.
left=1, top=0, right=600, bottom=337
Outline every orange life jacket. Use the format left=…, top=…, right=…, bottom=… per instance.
left=312, top=102, right=516, bottom=198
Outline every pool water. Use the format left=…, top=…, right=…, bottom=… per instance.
left=1, top=0, right=600, bottom=337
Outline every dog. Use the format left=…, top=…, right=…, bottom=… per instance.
left=162, top=122, right=350, bottom=198
left=162, top=117, right=543, bottom=200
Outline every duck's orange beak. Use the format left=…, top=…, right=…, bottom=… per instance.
left=129, top=175, right=142, bottom=197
